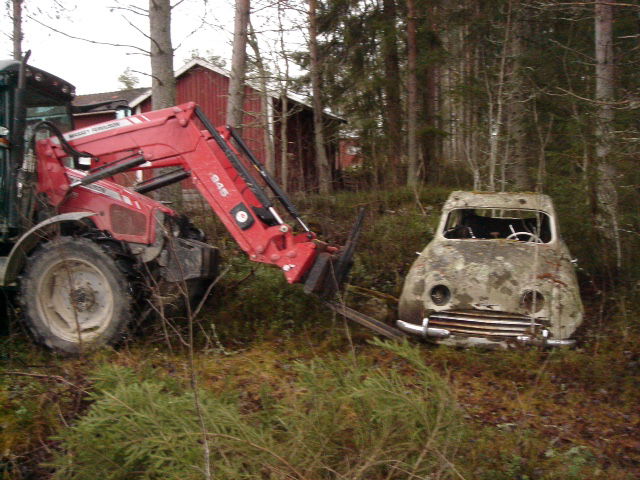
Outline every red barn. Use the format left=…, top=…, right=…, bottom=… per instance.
left=338, top=138, right=363, bottom=169
left=73, top=59, right=342, bottom=193
left=73, top=87, right=150, bottom=129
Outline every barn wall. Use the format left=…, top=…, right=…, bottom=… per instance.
left=139, top=66, right=266, bottom=161
left=272, top=98, right=341, bottom=193
left=338, top=139, right=362, bottom=169
left=73, top=112, right=116, bottom=130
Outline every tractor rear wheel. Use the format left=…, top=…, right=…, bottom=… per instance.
left=20, top=237, right=132, bottom=354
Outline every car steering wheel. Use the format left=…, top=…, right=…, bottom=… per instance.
left=506, top=231, right=543, bottom=243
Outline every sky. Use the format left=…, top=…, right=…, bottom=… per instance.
left=0, top=0, right=278, bottom=95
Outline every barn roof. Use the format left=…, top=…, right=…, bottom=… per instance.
left=128, top=58, right=343, bottom=121
left=73, top=87, right=150, bottom=114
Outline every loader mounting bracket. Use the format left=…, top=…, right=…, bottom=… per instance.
left=304, top=207, right=366, bottom=298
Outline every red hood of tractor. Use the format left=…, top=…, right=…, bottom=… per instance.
left=59, top=168, right=175, bottom=245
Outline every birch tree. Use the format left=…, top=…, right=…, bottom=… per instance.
left=308, top=0, right=332, bottom=194
left=247, top=21, right=275, bottom=174
left=486, top=0, right=513, bottom=192
left=594, top=0, right=622, bottom=270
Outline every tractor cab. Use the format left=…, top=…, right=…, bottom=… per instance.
left=0, top=59, right=75, bottom=130
left=0, top=59, right=76, bottom=243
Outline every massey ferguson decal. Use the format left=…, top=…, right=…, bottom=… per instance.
left=63, top=116, right=148, bottom=141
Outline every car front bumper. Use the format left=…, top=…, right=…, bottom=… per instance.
left=396, top=314, right=575, bottom=347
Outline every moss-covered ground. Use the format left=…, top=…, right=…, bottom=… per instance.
left=1, top=187, right=638, bottom=479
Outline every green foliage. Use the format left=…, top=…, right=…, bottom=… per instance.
left=187, top=49, right=226, bottom=69
left=211, top=260, right=327, bottom=344
left=354, top=208, right=437, bottom=295
left=51, top=341, right=464, bottom=480
left=117, top=67, right=139, bottom=90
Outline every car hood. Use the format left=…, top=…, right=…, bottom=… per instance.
left=422, top=239, right=565, bottom=288
left=399, top=237, right=583, bottom=338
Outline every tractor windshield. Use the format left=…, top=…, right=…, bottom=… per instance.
left=25, top=89, right=73, bottom=136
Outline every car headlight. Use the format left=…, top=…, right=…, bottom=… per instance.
left=521, top=290, right=544, bottom=313
left=430, top=285, right=451, bottom=306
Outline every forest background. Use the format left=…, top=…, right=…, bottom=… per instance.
left=4, top=0, right=640, bottom=278
left=2, top=0, right=640, bottom=479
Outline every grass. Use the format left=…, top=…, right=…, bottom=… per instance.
left=1, top=186, right=639, bottom=479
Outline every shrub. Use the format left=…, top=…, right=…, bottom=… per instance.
left=51, top=340, right=464, bottom=480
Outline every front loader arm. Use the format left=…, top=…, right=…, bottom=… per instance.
left=36, top=102, right=352, bottom=289
left=34, top=102, right=410, bottom=339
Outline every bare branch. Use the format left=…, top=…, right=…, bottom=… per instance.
left=119, top=13, right=152, bottom=42
left=191, top=266, right=231, bottom=319
left=173, top=2, right=209, bottom=51
left=26, top=14, right=150, bottom=55
left=171, top=0, right=188, bottom=8
left=554, top=86, right=633, bottom=108
left=130, top=69, right=154, bottom=79
left=109, top=6, right=148, bottom=17
left=547, top=38, right=594, bottom=62
left=1, top=371, right=87, bottom=393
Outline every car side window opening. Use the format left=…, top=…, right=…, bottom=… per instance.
left=443, top=208, right=552, bottom=243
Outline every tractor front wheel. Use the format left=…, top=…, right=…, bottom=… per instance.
left=20, top=237, right=132, bottom=354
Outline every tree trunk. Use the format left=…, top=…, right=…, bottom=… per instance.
left=12, top=0, right=23, bottom=60
left=280, top=95, right=289, bottom=192
left=422, top=62, right=438, bottom=183
left=308, top=0, right=332, bottom=194
left=149, top=0, right=175, bottom=110
left=227, top=0, right=250, bottom=130
left=248, top=22, right=275, bottom=174
left=487, top=0, right=514, bottom=192
left=594, top=0, right=622, bottom=270
left=149, top=0, right=178, bottom=204
left=421, top=3, right=440, bottom=183
left=277, top=2, right=290, bottom=192
left=508, top=1, right=529, bottom=191
left=406, top=0, right=419, bottom=187
left=381, top=0, right=403, bottom=186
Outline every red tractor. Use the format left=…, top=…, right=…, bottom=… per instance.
left=1, top=55, right=397, bottom=354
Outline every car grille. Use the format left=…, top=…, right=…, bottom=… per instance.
left=428, top=309, right=542, bottom=337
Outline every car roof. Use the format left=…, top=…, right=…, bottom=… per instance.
left=444, top=191, right=555, bottom=213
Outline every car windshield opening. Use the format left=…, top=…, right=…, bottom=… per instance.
left=443, top=208, right=552, bottom=243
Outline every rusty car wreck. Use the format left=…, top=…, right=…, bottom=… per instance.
left=397, top=191, right=583, bottom=347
